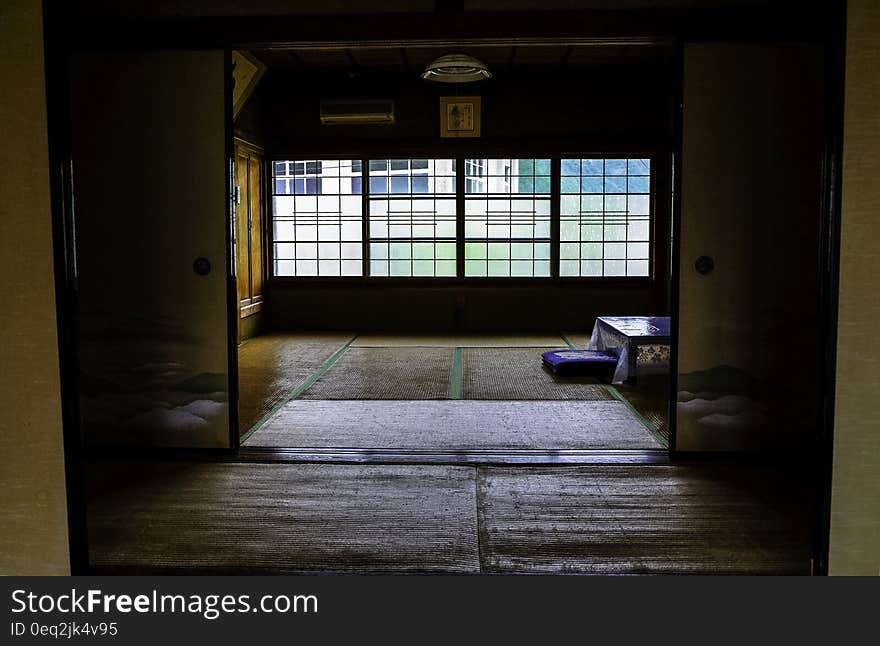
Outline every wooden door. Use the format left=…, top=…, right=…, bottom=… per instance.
left=234, top=141, right=265, bottom=342
left=249, top=157, right=264, bottom=302
left=235, top=151, right=251, bottom=313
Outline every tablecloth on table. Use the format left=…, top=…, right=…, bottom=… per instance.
left=588, top=316, right=671, bottom=384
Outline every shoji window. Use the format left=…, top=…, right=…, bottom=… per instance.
left=464, top=158, right=552, bottom=277
left=368, top=159, right=457, bottom=277
left=559, top=158, right=651, bottom=277
left=270, top=155, right=654, bottom=280
left=272, top=159, right=363, bottom=276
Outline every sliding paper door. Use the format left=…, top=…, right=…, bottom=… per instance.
left=677, top=43, right=825, bottom=451
left=70, top=51, right=232, bottom=448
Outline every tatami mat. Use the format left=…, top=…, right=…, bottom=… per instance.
left=461, top=348, right=613, bottom=400
left=238, top=333, right=354, bottom=432
left=244, top=400, right=661, bottom=449
left=87, top=460, right=812, bottom=575
left=478, top=465, right=811, bottom=574
left=88, top=462, right=480, bottom=573
left=614, top=378, right=670, bottom=442
left=239, top=333, right=668, bottom=450
left=298, top=347, right=453, bottom=400
left=353, top=334, right=566, bottom=347
left=561, top=332, right=593, bottom=349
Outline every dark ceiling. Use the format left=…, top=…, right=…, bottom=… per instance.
left=249, top=43, right=674, bottom=75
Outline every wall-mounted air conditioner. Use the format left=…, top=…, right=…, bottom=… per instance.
left=319, top=99, right=395, bottom=125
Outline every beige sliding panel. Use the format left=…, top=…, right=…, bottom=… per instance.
left=69, top=51, right=232, bottom=448
left=677, top=43, right=825, bottom=451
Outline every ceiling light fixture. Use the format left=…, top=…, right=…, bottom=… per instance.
left=421, top=54, right=492, bottom=83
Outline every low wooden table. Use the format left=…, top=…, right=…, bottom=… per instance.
left=588, top=316, right=671, bottom=384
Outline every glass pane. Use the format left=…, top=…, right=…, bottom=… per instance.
left=628, top=158, right=650, bottom=174
left=341, top=259, right=361, bottom=276
left=627, top=259, right=649, bottom=276
left=435, top=260, right=456, bottom=276
left=271, top=159, right=363, bottom=276
left=561, top=195, right=580, bottom=214
left=464, top=159, right=552, bottom=277
left=629, top=176, right=650, bottom=193
left=605, top=159, right=627, bottom=175
left=557, top=158, right=653, bottom=277
left=605, top=176, right=627, bottom=193
left=583, top=242, right=603, bottom=260
left=488, top=260, right=510, bottom=276
left=561, top=177, right=580, bottom=193
left=412, top=242, right=434, bottom=260
left=412, top=260, right=434, bottom=276
left=465, top=260, right=487, bottom=276
left=435, top=242, right=456, bottom=259
left=465, top=242, right=487, bottom=260
left=604, top=259, right=626, bottom=276
left=561, top=159, right=581, bottom=176
left=389, top=260, right=410, bottom=276
left=581, top=159, right=604, bottom=175
left=390, top=176, right=409, bottom=194
left=412, top=175, right=429, bottom=193
left=582, top=260, right=602, bottom=276
left=581, top=177, right=603, bottom=193
left=560, top=259, right=579, bottom=276
left=370, top=176, right=388, bottom=194
left=367, top=159, right=457, bottom=277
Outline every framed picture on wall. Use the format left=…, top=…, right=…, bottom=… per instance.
left=439, top=96, right=482, bottom=138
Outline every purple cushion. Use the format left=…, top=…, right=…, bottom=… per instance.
left=541, top=350, right=618, bottom=366
left=541, top=349, right=618, bottom=380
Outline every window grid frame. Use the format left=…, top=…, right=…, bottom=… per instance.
left=366, top=158, right=458, bottom=278
left=462, top=158, right=553, bottom=278
left=270, top=158, right=364, bottom=278
left=267, top=155, right=656, bottom=282
left=559, top=157, right=653, bottom=278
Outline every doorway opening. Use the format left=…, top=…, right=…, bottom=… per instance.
left=50, top=4, right=837, bottom=575
left=231, top=44, right=676, bottom=458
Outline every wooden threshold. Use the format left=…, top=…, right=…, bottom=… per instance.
left=234, top=447, right=670, bottom=466
left=240, top=299, right=263, bottom=318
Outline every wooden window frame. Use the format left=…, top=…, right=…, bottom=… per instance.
left=266, top=150, right=666, bottom=287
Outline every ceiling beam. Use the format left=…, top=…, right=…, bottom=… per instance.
left=434, top=0, right=464, bottom=14
left=60, top=8, right=833, bottom=52
left=284, top=50, right=307, bottom=70
left=344, top=48, right=361, bottom=74
left=506, top=45, right=518, bottom=71
left=399, top=47, right=413, bottom=75
left=559, top=45, right=573, bottom=67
